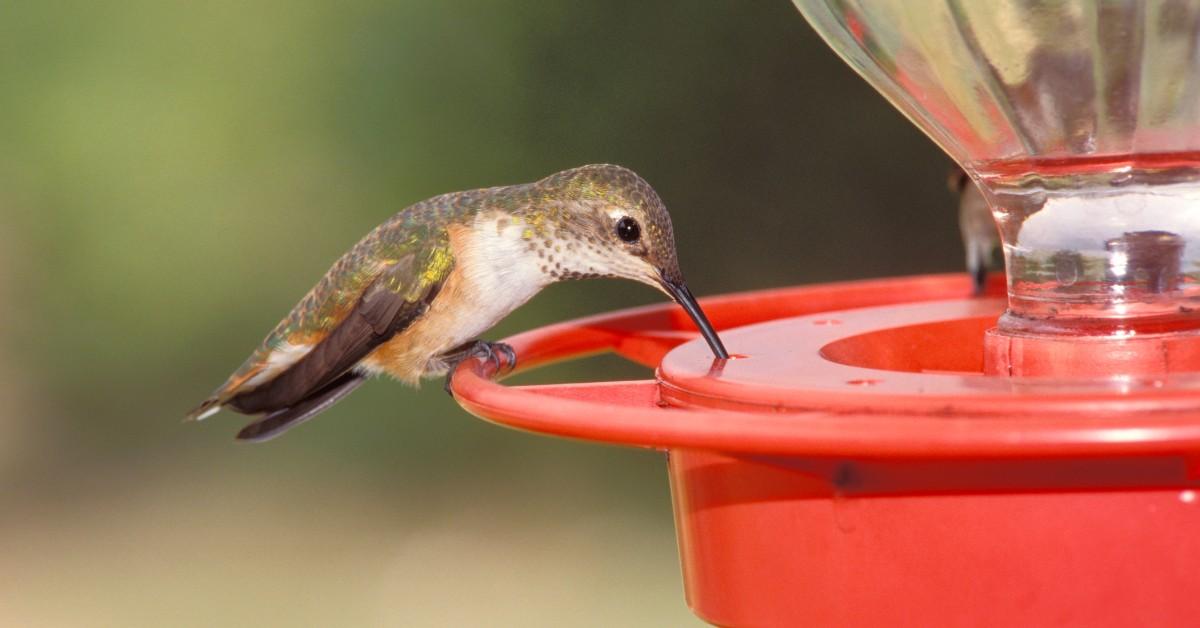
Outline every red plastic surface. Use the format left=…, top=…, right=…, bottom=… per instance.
left=670, top=450, right=1200, bottom=628
left=450, top=274, right=1200, bottom=627
left=454, top=275, right=1200, bottom=459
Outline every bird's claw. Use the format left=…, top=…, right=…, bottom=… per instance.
left=471, top=340, right=517, bottom=375
left=491, top=343, right=518, bottom=375
left=443, top=340, right=517, bottom=396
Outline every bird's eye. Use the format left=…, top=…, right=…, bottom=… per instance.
left=616, top=216, right=641, bottom=243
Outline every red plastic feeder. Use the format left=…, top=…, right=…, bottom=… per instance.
left=452, top=275, right=1200, bottom=626
left=453, top=2, right=1200, bottom=625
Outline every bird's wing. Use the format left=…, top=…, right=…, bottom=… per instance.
left=185, top=219, right=456, bottom=420
left=234, top=370, right=368, bottom=442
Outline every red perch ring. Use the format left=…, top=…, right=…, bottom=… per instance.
left=451, top=274, right=1200, bottom=627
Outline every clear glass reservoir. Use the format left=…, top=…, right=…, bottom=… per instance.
left=793, top=0, right=1200, bottom=335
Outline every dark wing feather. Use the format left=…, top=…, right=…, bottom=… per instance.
left=185, top=187, right=474, bottom=426
left=227, top=254, right=448, bottom=414
left=180, top=209, right=460, bottom=426
left=235, top=370, right=368, bottom=442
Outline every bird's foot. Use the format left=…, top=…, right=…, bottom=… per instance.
left=471, top=340, right=517, bottom=374
left=442, top=340, right=517, bottom=396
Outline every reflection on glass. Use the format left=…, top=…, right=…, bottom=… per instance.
left=793, top=0, right=1200, bottom=334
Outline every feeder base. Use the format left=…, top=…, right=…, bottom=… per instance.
left=450, top=274, right=1200, bottom=627
left=671, top=449, right=1200, bottom=628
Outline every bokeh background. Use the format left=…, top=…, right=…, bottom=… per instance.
left=0, top=1, right=958, bottom=625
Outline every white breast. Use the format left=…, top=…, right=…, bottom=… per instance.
left=444, top=214, right=552, bottom=347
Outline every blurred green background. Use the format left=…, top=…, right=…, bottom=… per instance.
left=0, top=1, right=956, bottom=626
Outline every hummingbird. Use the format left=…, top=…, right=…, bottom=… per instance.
left=948, top=167, right=1000, bottom=296
left=186, top=164, right=728, bottom=442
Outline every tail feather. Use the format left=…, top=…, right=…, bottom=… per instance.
left=235, top=370, right=367, bottom=443
left=184, top=398, right=222, bottom=422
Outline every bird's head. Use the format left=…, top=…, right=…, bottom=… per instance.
left=517, top=164, right=728, bottom=359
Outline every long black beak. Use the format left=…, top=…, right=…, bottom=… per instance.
left=660, top=277, right=729, bottom=359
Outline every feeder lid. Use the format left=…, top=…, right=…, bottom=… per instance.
left=452, top=275, right=1200, bottom=459
left=658, top=297, right=1200, bottom=415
